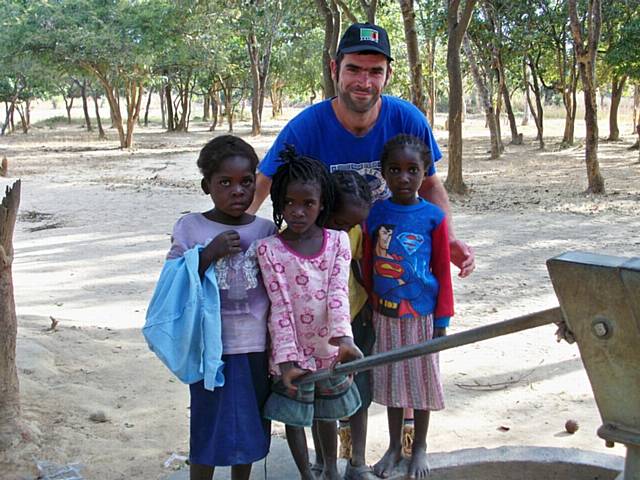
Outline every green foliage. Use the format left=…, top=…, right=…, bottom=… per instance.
left=607, top=16, right=640, bottom=80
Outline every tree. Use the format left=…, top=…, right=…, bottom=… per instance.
left=415, top=0, right=447, bottom=126
left=528, top=0, right=578, bottom=146
left=0, top=181, right=23, bottom=450
left=602, top=3, right=639, bottom=141
left=463, top=33, right=501, bottom=158
left=315, top=0, right=341, bottom=98
left=445, top=0, right=477, bottom=194
left=25, top=0, right=157, bottom=148
left=569, top=0, right=605, bottom=193
left=244, top=0, right=286, bottom=135
left=481, top=0, right=522, bottom=146
left=399, top=0, right=427, bottom=114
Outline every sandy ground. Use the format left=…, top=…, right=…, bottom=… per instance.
left=1, top=105, right=639, bottom=479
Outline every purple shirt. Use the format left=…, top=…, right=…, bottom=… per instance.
left=168, top=213, right=277, bottom=354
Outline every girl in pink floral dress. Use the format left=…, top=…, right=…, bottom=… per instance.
left=256, top=146, right=363, bottom=480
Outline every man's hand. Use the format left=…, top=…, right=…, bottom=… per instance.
left=280, top=361, right=308, bottom=392
left=450, top=239, right=475, bottom=278
left=330, top=337, right=364, bottom=368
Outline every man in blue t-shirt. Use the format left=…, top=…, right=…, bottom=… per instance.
left=249, top=23, right=474, bottom=277
left=248, top=23, right=475, bottom=479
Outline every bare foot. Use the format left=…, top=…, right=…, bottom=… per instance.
left=373, top=446, right=402, bottom=478
left=407, top=448, right=430, bottom=479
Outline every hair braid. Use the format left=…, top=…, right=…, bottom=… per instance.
left=270, top=145, right=335, bottom=229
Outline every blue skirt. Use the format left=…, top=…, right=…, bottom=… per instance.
left=189, top=352, right=271, bottom=466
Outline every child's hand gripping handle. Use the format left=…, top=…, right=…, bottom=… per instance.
left=330, top=336, right=364, bottom=370
left=279, top=361, right=309, bottom=393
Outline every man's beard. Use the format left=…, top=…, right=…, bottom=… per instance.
left=337, top=85, right=381, bottom=114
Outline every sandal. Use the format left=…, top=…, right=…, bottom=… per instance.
left=344, top=461, right=377, bottom=480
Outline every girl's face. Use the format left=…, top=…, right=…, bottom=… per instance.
left=382, top=146, right=425, bottom=205
left=325, top=200, right=369, bottom=232
left=282, top=180, right=323, bottom=235
left=203, top=155, right=256, bottom=219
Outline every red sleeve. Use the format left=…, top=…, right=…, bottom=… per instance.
left=430, top=217, right=454, bottom=320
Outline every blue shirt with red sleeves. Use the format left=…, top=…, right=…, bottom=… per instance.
left=363, top=198, right=454, bottom=327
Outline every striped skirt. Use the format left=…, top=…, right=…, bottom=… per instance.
left=372, top=311, right=444, bottom=411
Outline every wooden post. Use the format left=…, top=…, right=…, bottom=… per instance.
left=0, top=181, right=22, bottom=449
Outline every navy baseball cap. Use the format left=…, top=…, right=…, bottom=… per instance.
left=337, top=23, right=393, bottom=61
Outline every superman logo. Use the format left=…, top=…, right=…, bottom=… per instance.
left=397, top=232, right=424, bottom=255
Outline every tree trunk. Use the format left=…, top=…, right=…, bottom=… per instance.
left=64, top=96, right=74, bottom=124
left=560, top=54, right=578, bottom=146
left=144, top=87, right=153, bottom=127
left=463, top=35, right=500, bottom=159
left=124, top=80, right=143, bottom=148
left=361, top=0, right=378, bottom=23
left=445, top=0, right=476, bottom=194
left=399, top=0, right=427, bottom=115
left=315, top=0, right=339, bottom=99
left=160, top=87, right=166, bottom=129
left=92, top=94, right=106, bottom=139
left=497, top=59, right=520, bottom=145
left=164, top=77, right=175, bottom=132
left=15, top=104, right=28, bottom=134
left=0, top=181, right=24, bottom=450
left=569, top=0, right=605, bottom=193
left=426, top=36, right=437, bottom=126
left=220, top=77, right=234, bottom=132
left=203, top=94, right=210, bottom=122
left=94, top=74, right=126, bottom=147
left=79, top=80, right=92, bottom=132
left=525, top=57, right=545, bottom=149
left=209, top=92, right=219, bottom=132
left=2, top=101, right=16, bottom=136
left=633, top=84, right=639, bottom=134
left=25, top=99, right=31, bottom=131
left=522, top=92, right=530, bottom=126
left=608, top=75, right=626, bottom=141
left=247, top=33, right=262, bottom=136
left=174, top=75, right=191, bottom=132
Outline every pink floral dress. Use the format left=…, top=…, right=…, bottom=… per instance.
left=256, top=228, right=353, bottom=375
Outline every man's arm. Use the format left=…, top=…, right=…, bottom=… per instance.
left=248, top=172, right=272, bottom=215
left=419, top=174, right=475, bottom=278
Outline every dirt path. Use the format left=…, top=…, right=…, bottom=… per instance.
left=1, top=110, right=638, bottom=479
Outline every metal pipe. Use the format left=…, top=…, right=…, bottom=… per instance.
left=296, top=307, right=563, bottom=385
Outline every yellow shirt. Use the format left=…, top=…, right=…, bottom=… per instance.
left=348, top=225, right=368, bottom=319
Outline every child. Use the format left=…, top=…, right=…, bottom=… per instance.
left=145, top=135, right=277, bottom=480
left=256, top=146, right=363, bottom=480
left=364, top=134, right=454, bottom=479
left=324, top=171, right=377, bottom=480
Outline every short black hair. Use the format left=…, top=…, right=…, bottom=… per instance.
left=331, top=170, right=372, bottom=211
left=270, top=145, right=334, bottom=229
left=380, top=134, right=432, bottom=171
left=197, top=135, right=259, bottom=180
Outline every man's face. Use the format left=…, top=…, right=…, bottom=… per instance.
left=331, top=53, right=391, bottom=114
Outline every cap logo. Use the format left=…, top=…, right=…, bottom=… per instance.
left=360, top=28, right=379, bottom=43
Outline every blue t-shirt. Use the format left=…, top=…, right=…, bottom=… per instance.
left=258, top=95, right=442, bottom=201
left=365, top=198, right=453, bottom=327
